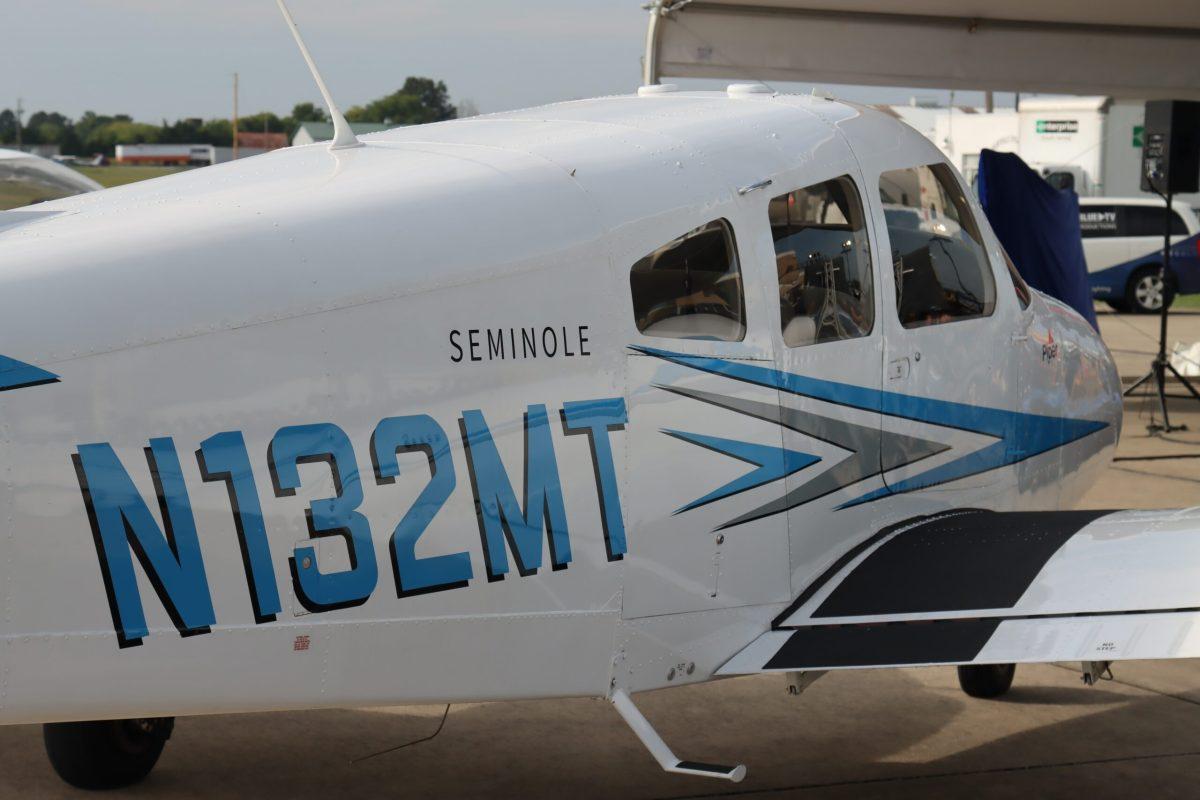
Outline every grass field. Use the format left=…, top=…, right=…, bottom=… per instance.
left=1174, top=294, right=1200, bottom=309
left=74, top=165, right=186, bottom=188
left=0, top=165, right=185, bottom=210
left=0, top=183, right=54, bottom=210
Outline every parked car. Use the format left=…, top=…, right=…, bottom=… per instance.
left=0, top=149, right=102, bottom=211
left=1082, top=197, right=1200, bottom=313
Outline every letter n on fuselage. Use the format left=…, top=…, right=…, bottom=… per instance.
left=73, top=439, right=216, bottom=647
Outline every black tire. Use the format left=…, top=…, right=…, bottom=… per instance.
left=1126, top=266, right=1176, bottom=314
left=1105, top=299, right=1130, bottom=313
left=957, top=664, right=1016, bottom=699
left=43, top=717, right=174, bottom=790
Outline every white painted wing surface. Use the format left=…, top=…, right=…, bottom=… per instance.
left=720, top=508, right=1200, bottom=672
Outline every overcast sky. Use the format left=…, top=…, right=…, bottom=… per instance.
left=0, top=0, right=1007, bottom=121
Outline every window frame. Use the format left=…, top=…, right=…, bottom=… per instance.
left=878, top=161, right=999, bottom=330
left=627, top=216, right=749, bottom=344
left=768, top=173, right=877, bottom=349
left=1000, top=246, right=1032, bottom=310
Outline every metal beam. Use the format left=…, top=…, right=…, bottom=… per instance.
left=649, top=2, right=1200, bottom=99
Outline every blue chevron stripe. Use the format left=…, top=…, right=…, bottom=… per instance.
left=0, top=355, right=58, bottom=392
left=662, top=429, right=821, bottom=513
left=631, top=346, right=1108, bottom=508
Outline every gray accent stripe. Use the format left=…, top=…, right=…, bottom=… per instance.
left=659, top=385, right=949, bottom=528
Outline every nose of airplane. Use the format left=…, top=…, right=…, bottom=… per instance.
left=1058, top=298, right=1123, bottom=454
left=1015, top=293, right=1122, bottom=507
left=1087, top=319, right=1123, bottom=441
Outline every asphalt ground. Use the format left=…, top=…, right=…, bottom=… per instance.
left=1097, top=306, right=1200, bottom=383
left=3, top=312, right=1200, bottom=799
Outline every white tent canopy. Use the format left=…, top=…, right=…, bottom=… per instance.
left=643, top=1, right=1200, bottom=99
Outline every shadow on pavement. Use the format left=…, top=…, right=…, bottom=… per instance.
left=3, top=663, right=1199, bottom=800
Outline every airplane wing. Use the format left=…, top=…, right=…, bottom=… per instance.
left=719, top=508, right=1200, bottom=673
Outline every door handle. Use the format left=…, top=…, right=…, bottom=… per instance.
left=888, top=357, right=910, bottom=381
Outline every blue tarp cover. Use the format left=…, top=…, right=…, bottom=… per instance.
left=977, top=149, right=1098, bottom=329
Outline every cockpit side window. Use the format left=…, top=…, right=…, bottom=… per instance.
left=880, top=163, right=997, bottom=328
left=770, top=176, right=874, bottom=348
left=629, top=219, right=747, bottom=342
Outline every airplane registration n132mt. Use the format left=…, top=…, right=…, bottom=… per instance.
left=3, top=23, right=1194, bottom=788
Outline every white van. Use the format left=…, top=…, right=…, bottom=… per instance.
left=1081, top=197, right=1200, bottom=313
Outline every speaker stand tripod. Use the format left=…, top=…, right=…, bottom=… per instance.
left=1123, top=187, right=1200, bottom=432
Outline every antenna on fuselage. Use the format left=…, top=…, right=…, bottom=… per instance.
left=275, top=0, right=361, bottom=151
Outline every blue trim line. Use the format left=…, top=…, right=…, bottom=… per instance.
left=662, top=429, right=820, bottom=513
left=1088, top=233, right=1200, bottom=297
left=631, top=346, right=1108, bottom=507
left=0, top=355, right=58, bottom=393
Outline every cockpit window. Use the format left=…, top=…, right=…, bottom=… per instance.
left=880, top=163, right=997, bottom=328
left=770, top=176, right=874, bottom=347
left=629, top=219, right=746, bottom=341
left=0, top=155, right=98, bottom=210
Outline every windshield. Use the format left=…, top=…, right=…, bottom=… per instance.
left=0, top=155, right=100, bottom=210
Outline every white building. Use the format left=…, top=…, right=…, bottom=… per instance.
left=881, top=103, right=1020, bottom=188
left=292, top=122, right=389, bottom=147
left=885, top=97, right=1196, bottom=207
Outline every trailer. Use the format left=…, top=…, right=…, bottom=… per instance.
left=114, top=144, right=215, bottom=166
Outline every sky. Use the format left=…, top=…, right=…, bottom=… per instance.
left=0, top=0, right=1011, bottom=122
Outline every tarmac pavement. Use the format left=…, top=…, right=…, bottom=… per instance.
left=1096, top=307, right=1200, bottom=383
left=3, top=313, right=1200, bottom=799
left=3, top=657, right=1200, bottom=799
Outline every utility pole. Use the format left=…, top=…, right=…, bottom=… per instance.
left=15, top=97, right=23, bottom=150
left=232, top=73, right=240, bottom=160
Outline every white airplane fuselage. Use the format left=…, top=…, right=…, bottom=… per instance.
left=0, top=91, right=1121, bottom=725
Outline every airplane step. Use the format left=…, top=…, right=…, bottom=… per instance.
left=609, top=690, right=746, bottom=782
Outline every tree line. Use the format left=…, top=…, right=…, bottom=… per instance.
left=0, top=78, right=457, bottom=155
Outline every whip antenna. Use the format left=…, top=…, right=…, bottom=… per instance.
left=275, top=0, right=361, bottom=150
